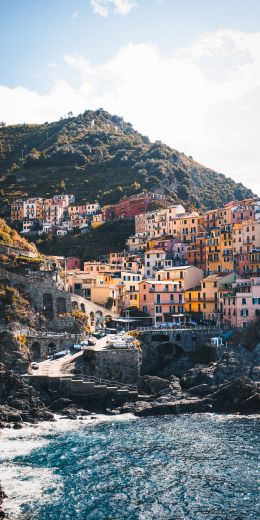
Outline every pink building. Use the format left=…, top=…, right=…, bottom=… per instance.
left=139, top=279, right=185, bottom=324
left=231, top=199, right=257, bottom=224
left=66, top=257, right=81, bottom=270
left=221, top=277, right=260, bottom=328
left=139, top=265, right=203, bottom=323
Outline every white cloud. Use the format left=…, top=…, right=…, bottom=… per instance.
left=0, top=29, right=259, bottom=194
left=72, top=11, right=80, bottom=19
left=90, top=0, right=136, bottom=17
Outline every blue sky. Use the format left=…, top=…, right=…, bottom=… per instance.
left=0, top=0, right=259, bottom=193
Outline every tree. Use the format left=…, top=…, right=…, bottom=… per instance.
left=59, top=179, right=66, bottom=191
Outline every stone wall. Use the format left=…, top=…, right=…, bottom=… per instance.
left=139, top=329, right=221, bottom=377
left=82, top=348, right=141, bottom=384
left=27, top=333, right=82, bottom=360
left=0, top=267, right=116, bottom=332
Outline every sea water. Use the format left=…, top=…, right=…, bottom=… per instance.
left=0, top=414, right=259, bottom=519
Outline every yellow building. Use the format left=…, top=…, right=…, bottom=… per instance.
left=185, top=272, right=236, bottom=322
left=220, top=226, right=233, bottom=272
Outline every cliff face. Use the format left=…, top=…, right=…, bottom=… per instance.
left=0, top=220, right=43, bottom=329
left=0, top=109, right=253, bottom=214
left=0, top=331, right=54, bottom=428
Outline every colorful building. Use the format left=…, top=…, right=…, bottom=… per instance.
left=221, top=277, right=260, bottom=328
left=139, top=266, right=203, bottom=323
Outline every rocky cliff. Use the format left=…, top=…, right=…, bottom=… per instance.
left=0, top=331, right=54, bottom=428
left=122, top=321, right=260, bottom=416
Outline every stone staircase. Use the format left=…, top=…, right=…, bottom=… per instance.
left=47, top=374, right=139, bottom=402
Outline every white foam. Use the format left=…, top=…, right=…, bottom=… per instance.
left=0, top=413, right=136, bottom=516
left=1, top=463, right=63, bottom=518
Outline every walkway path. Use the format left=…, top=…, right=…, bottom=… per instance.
left=31, top=335, right=110, bottom=377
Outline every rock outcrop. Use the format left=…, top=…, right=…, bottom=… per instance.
left=0, top=483, right=7, bottom=519
left=0, top=331, right=54, bottom=427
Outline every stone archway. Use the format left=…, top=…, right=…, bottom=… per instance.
left=57, top=296, right=67, bottom=314
left=31, top=341, right=41, bottom=361
left=80, top=303, right=85, bottom=313
left=72, top=301, right=79, bottom=311
left=43, top=293, right=54, bottom=320
left=90, top=311, right=95, bottom=326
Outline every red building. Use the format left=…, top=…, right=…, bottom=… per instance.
left=103, top=192, right=167, bottom=220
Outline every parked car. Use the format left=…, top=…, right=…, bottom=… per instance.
left=73, top=344, right=82, bottom=351
left=52, top=349, right=69, bottom=359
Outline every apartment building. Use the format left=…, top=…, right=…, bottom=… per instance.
left=221, top=277, right=260, bottom=328
left=83, top=261, right=121, bottom=276
left=139, top=266, right=203, bottom=323
left=127, top=233, right=148, bottom=252
left=68, top=203, right=100, bottom=219
left=233, top=220, right=260, bottom=276
left=205, top=228, right=233, bottom=274
left=184, top=272, right=235, bottom=322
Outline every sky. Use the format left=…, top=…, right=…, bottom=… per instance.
left=0, top=0, right=259, bottom=194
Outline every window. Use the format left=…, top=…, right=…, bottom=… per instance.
left=242, top=298, right=246, bottom=305
left=240, top=309, right=248, bottom=317
left=144, top=294, right=146, bottom=301
left=156, top=295, right=161, bottom=303
left=156, top=306, right=162, bottom=313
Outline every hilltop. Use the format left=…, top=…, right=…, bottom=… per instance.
left=0, top=109, right=254, bottom=217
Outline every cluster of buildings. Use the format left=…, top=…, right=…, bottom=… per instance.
left=11, top=195, right=101, bottom=236
left=11, top=191, right=260, bottom=329
left=10, top=191, right=167, bottom=237
left=64, top=195, right=259, bottom=329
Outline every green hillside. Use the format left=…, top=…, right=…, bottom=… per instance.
left=36, top=219, right=135, bottom=260
left=0, top=108, right=254, bottom=218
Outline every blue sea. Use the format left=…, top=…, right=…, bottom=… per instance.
left=0, top=414, right=259, bottom=519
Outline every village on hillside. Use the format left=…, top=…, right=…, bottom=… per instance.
left=9, top=191, right=260, bottom=329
